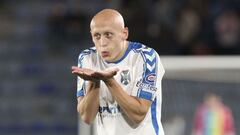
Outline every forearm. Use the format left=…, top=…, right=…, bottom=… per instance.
left=77, top=81, right=100, bottom=124
left=104, top=78, right=150, bottom=124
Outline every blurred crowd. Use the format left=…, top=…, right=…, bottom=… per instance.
left=46, top=0, right=240, bottom=55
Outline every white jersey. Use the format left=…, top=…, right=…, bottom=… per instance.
left=77, top=41, right=165, bottom=135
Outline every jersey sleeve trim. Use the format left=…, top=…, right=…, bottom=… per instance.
left=77, top=88, right=85, bottom=97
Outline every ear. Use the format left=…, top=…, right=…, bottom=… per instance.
left=122, top=27, right=129, bottom=40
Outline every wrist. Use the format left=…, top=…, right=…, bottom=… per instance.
left=103, top=77, right=114, bottom=84
left=89, top=80, right=100, bottom=88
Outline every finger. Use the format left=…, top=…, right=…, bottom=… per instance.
left=108, top=68, right=119, bottom=76
left=112, top=70, right=118, bottom=75
left=107, top=67, right=119, bottom=74
left=72, top=70, right=83, bottom=74
left=71, top=66, right=79, bottom=70
left=112, top=67, right=119, bottom=72
left=71, top=67, right=81, bottom=73
left=72, top=66, right=88, bottom=74
left=77, top=73, right=99, bottom=81
left=71, top=66, right=87, bottom=73
left=73, top=70, right=95, bottom=79
left=72, top=67, right=81, bottom=73
left=73, top=72, right=90, bottom=80
left=72, top=67, right=85, bottom=75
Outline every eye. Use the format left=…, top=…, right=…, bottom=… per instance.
left=105, top=32, right=113, bottom=39
left=93, top=33, right=101, bottom=40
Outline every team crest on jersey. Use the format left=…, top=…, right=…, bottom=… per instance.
left=120, top=70, right=131, bottom=85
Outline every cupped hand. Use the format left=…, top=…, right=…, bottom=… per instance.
left=71, top=66, right=119, bottom=81
left=71, top=66, right=99, bottom=81
left=92, top=67, right=119, bottom=81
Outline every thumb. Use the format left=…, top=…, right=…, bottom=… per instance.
left=112, top=68, right=119, bottom=75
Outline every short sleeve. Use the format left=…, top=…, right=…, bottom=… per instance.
left=131, top=47, right=164, bottom=101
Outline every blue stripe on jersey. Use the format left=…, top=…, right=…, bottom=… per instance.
left=137, top=46, right=157, bottom=101
left=77, top=89, right=84, bottom=97
left=133, top=43, right=160, bottom=134
left=139, top=91, right=153, bottom=100
left=131, top=41, right=144, bottom=50
left=151, top=98, right=159, bottom=135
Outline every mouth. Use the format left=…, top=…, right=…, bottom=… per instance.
left=101, top=51, right=110, bottom=58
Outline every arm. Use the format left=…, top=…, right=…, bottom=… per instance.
left=77, top=81, right=100, bottom=124
left=72, top=66, right=101, bottom=124
left=72, top=66, right=152, bottom=124
left=104, top=78, right=151, bottom=124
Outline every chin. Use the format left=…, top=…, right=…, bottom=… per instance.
left=103, top=57, right=114, bottom=62
left=102, top=57, right=110, bottom=61
left=105, top=59, right=113, bottom=62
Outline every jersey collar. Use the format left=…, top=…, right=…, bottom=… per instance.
left=105, top=41, right=132, bottom=64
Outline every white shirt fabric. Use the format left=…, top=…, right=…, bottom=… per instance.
left=77, top=41, right=165, bottom=135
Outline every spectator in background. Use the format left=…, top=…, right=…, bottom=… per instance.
left=47, top=3, right=67, bottom=53
left=213, top=10, right=240, bottom=54
left=47, top=2, right=87, bottom=54
left=175, top=7, right=201, bottom=53
left=148, top=0, right=181, bottom=55
left=192, top=92, right=235, bottom=135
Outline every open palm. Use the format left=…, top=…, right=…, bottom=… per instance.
left=71, top=66, right=119, bottom=81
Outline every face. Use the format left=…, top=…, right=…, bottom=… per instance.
left=204, top=94, right=221, bottom=108
left=90, top=20, right=128, bottom=62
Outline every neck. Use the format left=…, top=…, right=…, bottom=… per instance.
left=106, top=41, right=128, bottom=63
left=119, top=41, right=128, bottom=58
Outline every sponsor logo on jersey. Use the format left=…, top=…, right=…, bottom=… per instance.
left=120, top=70, right=131, bottom=85
left=99, top=105, right=121, bottom=114
left=145, top=73, right=156, bottom=83
left=136, top=81, right=157, bottom=92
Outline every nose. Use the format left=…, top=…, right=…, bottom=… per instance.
left=100, top=37, right=108, bottom=47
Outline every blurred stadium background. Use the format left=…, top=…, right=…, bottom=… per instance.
left=0, top=0, right=239, bottom=135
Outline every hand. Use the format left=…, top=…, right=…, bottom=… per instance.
left=71, top=66, right=99, bottom=82
left=91, top=67, right=119, bottom=81
left=71, top=66, right=119, bottom=81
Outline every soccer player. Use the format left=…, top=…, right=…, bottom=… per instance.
left=71, top=8, right=165, bottom=135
